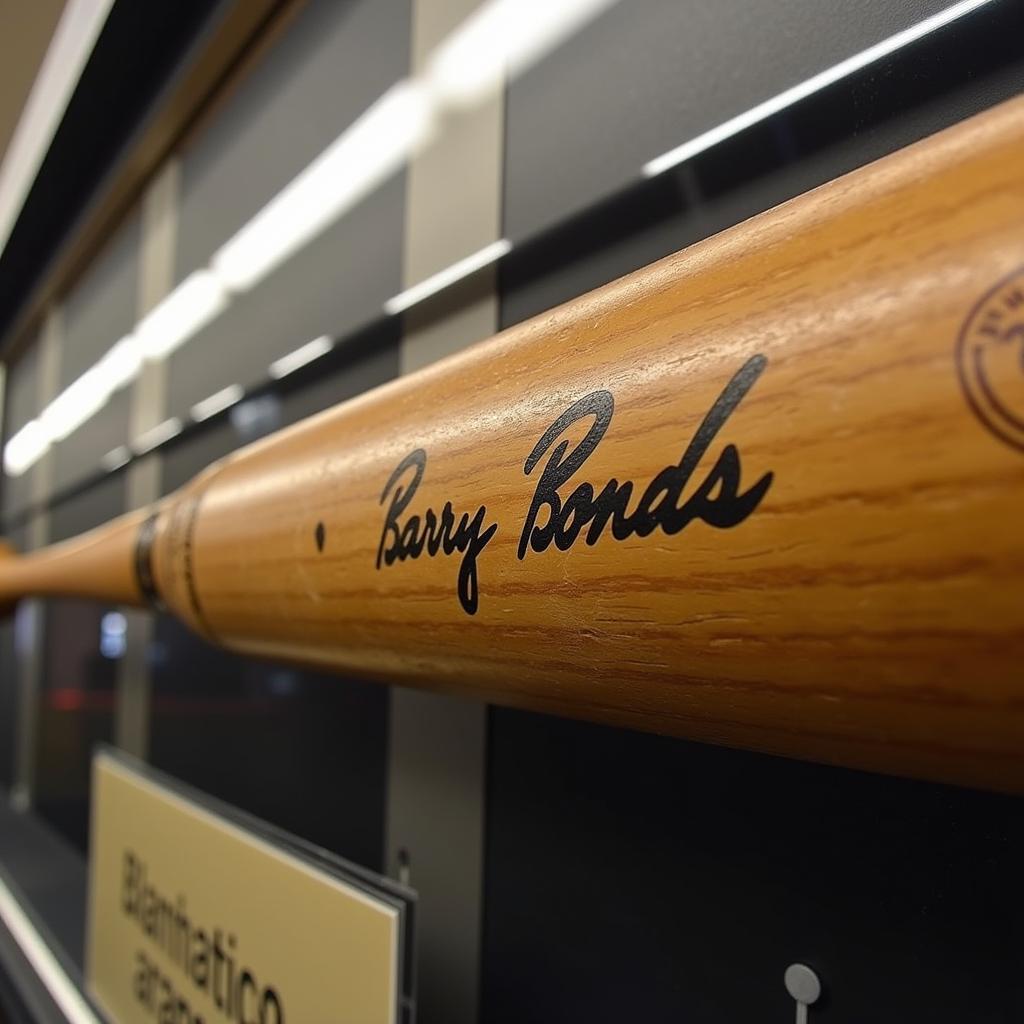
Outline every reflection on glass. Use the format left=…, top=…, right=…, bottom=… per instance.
left=35, top=599, right=118, bottom=851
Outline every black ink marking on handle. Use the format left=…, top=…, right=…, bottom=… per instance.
left=133, top=511, right=162, bottom=608
left=176, top=491, right=214, bottom=638
left=315, top=522, right=326, bottom=552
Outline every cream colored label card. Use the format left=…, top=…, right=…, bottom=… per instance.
left=86, top=750, right=408, bottom=1024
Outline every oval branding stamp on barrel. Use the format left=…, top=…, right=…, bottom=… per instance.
left=956, top=268, right=1024, bottom=453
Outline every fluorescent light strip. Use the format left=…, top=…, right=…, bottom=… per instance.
left=268, top=336, right=333, bottom=379
left=191, top=383, right=244, bottom=422
left=385, top=239, right=512, bottom=315
left=212, top=82, right=436, bottom=293
left=137, top=271, right=228, bottom=360
left=4, top=421, right=49, bottom=477
left=2, top=335, right=142, bottom=477
left=38, top=335, right=142, bottom=444
left=0, top=870, right=101, bottom=1024
left=427, top=0, right=618, bottom=107
left=0, top=0, right=115, bottom=258
left=1, top=1, right=619, bottom=474
left=133, top=417, right=182, bottom=455
left=38, top=369, right=107, bottom=443
left=97, top=335, right=142, bottom=391
left=642, top=0, right=995, bottom=178
left=7, top=0, right=980, bottom=481
left=101, top=445, right=131, bottom=472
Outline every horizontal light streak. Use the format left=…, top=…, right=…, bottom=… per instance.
left=97, top=335, right=142, bottom=391
left=642, top=0, right=995, bottom=178
left=4, top=420, right=49, bottom=477
left=268, top=336, right=333, bottom=379
left=8, top=0, right=981, bottom=481
left=133, top=417, right=182, bottom=455
left=136, top=271, right=228, bottom=359
left=191, top=383, right=244, bottom=422
left=0, top=870, right=101, bottom=1024
left=427, top=0, right=618, bottom=107
left=385, top=239, right=511, bottom=315
left=101, top=445, right=131, bottom=472
left=39, top=367, right=108, bottom=442
left=211, top=82, right=435, bottom=293
left=40, top=334, right=140, bottom=442
left=4, top=1, right=621, bottom=476
left=5, top=334, right=143, bottom=474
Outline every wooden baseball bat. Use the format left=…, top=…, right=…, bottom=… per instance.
left=3, top=96, right=1024, bottom=792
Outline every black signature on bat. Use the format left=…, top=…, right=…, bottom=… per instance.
left=517, top=353, right=773, bottom=559
left=377, top=449, right=497, bottom=615
left=376, top=354, right=773, bottom=615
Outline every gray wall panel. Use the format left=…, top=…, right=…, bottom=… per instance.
left=167, top=175, right=405, bottom=415
left=503, top=0, right=954, bottom=239
left=4, top=345, right=39, bottom=434
left=168, top=0, right=410, bottom=416
left=175, top=0, right=410, bottom=274
left=52, top=212, right=139, bottom=491
left=501, top=4, right=1024, bottom=328
left=58, top=214, right=140, bottom=388
left=48, top=474, right=126, bottom=544
left=52, top=388, right=132, bottom=489
left=2, top=344, right=40, bottom=520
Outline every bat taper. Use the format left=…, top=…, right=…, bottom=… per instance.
left=3, top=96, right=1024, bottom=792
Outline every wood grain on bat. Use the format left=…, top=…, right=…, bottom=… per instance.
left=3, top=96, right=1024, bottom=792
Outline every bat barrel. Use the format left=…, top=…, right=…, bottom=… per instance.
left=7, top=97, right=1024, bottom=794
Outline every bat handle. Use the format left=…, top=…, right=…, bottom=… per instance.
left=0, top=508, right=153, bottom=611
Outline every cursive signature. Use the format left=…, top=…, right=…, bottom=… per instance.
left=376, top=355, right=773, bottom=615
left=377, top=448, right=497, bottom=615
left=518, top=354, right=773, bottom=558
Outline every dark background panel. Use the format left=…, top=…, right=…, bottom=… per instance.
left=0, top=523, right=29, bottom=792
left=148, top=323, right=401, bottom=870
left=504, top=0, right=989, bottom=240
left=34, top=474, right=126, bottom=852
left=482, top=711, right=1024, bottom=1024
left=1, top=343, right=40, bottom=522
left=502, top=0, right=1024, bottom=328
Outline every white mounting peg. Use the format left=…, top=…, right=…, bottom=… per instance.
left=784, top=963, right=821, bottom=1024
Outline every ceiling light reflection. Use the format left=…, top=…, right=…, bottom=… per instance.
left=268, top=336, right=333, bottom=379
left=136, top=270, right=228, bottom=360
left=191, top=383, right=244, bottom=422
left=212, top=82, right=435, bottom=293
